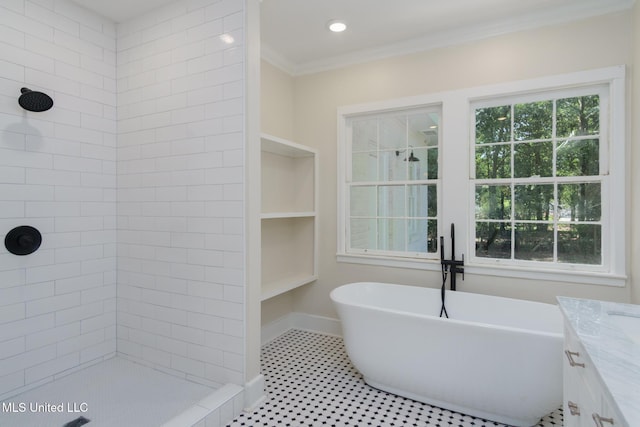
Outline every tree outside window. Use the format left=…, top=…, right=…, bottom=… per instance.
left=474, top=92, right=603, bottom=265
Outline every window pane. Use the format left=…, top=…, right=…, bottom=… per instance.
left=378, top=219, right=405, bottom=251
left=557, top=139, right=599, bottom=177
left=514, top=184, right=554, bottom=221
left=475, top=144, right=511, bottom=179
left=475, top=222, right=511, bottom=259
left=407, top=184, right=437, bottom=218
left=557, top=95, right=599, bottom=138
left=475, top=105, right=510, bottom=144
left=558, top=224, right=601, bottom=264
left=378, top=185, right=405, bottom=217
left=476, top=185, right=511, bottom=220
left=408, top=147, right=430, bottom=181
left=558, top=183, right=601, bottom=221
left=514, top=141, right=553, bottom=178
left=378, top=150, right=405, bottom=181
left=379, top=116, right=406, bottom=150
left=427, top=147, right=438, bottom=179
left=514, top=223, right=553, bottom=261
left=514, top=101, right=552, bottom=141
left=427, top=219, right=438, bottom=253
left=352, top=118, right=378, bottom=151
left=350, top=186, right=376, bottom=217
left=350, top=218, right=376, bottom=250
left=408, top=113, right=435, bottom=148
left=352, top=151, right=377, bottom=182
left=407, top=219, right=427, bottom=252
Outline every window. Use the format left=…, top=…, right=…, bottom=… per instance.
left=345, top=107, right=440, bottom=258
left=472, top=87, right=608, bottom=269
left=338, top=66, right=625, bottom=283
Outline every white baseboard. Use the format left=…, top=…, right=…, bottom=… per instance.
left=261, top=312, right=342, bottom=345
left=243, top=374, right=266, bottom=411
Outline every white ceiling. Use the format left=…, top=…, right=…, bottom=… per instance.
left=71, top=0, right=176, bottom=23
left=72, top=0, right=634, bottom=75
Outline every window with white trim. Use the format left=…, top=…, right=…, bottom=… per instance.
left=338, top=66, right=625, bottom=283
left=471, top=86, right=608, bottom=270
left=345, top=107, right=441, bottom=258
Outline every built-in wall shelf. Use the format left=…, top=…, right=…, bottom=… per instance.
left=261, top=134, right=318, bottom=301
left=261, top=212, right=316, bottom=219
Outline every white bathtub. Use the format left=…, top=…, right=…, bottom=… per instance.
left=330, top=282, right=563, bottom=427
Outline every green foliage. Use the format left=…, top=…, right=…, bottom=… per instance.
left=474, top=95, right=602, bottom=265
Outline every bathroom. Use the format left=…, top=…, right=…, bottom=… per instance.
left=1, top=0, right=639, bottom=426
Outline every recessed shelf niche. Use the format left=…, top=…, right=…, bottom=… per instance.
left=260, top=134, right=318, bottom=301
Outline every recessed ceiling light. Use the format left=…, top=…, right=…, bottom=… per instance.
left=327, top=20, right=347, bottom=33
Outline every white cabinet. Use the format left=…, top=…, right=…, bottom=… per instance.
left=563, top=324, right=625, bottom=427
left=260, top=134, right=318, bottom=301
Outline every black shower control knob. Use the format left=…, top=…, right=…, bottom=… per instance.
left=5, top=225, right=42, bottom=255
left=18, top=234, right=35, bottom=248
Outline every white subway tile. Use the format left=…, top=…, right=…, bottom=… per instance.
left=0, top=166, right=24, bottom=183
left=187, top=52, right=223, bottom=75
left=171, top=354, right=204, bottom=376
left=80, top=25, right=116, bottom=51
left=25, top=322, right=78, bottom=351
left=26, top=292, right=80, bottom=317
left=0, top=147, right=53, bottom=169
left=204, top=265, right=243, bottom=287
left=142, top=21, right=173, bottom=44
left=0, top=344, right=57, bottom=378
left=0, top=336, right=26, bottom=360
left=25, top=35, right=79, bottom=66
left=55, top=300, right=103, bottom=326
left=55, top=186, right=103, bottom=202
left=0, top=303, right=25, bottom=324
left=79, top=338, right=114, bottom=363
left=187, top=281, right=223, bottom=299
left=57, top=329, right=104, bottom=355
left=0, top=314, right=54, bottom=343
left=205, top=0, right=242, bottom=20
left=0, top=184, right=54, bottom=201
left=187, top=312, right=223, bottom=333
left=25, top=169, right=80, bottom=186
left=0, top=7, right=53, bottom=41
left=54, top=29, right=103, bottom=60
left=0, top=201, right=25, bottom=218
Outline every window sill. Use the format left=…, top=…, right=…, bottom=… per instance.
left=336, top=253, right=627, bottom=287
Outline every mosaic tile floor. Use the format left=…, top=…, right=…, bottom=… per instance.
left=227, top=330, right=563, bottom=427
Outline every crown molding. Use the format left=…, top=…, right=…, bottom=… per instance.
left=261, top=0, right=635, bottom=77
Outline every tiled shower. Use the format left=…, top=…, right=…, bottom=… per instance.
left=0, top=0, right=246, bottom=403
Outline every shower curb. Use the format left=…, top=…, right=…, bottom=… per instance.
left=160, top=383, right=244, bottom=427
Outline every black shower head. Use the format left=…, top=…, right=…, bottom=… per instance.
left=19, top=87, right=53, bottom=112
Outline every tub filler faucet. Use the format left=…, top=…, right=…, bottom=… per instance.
left=439, top=223, right=464, bottom=318
left=440, top=223, right=464, bottom=291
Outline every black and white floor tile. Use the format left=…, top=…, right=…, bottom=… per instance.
left=227, top=330, right=563, bottom=427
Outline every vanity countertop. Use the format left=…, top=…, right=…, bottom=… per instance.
left=557, top=296, right=640, bottom=427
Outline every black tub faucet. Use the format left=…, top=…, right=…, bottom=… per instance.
left=440, top=223, right=464, bottom=291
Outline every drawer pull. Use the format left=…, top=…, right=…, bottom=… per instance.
left=568, top=401, right=580, bottom=416
left=593, top=413, right=614, bottom=426
left=565, top=350, right=585, bottom=368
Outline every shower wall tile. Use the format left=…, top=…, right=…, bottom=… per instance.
left=116, top=0, right=245, bottom=388
left=0, top=0, right=117, bottom=400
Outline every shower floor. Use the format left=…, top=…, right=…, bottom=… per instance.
left=0, top=357, right=217, bottom=427
left=227, top=330, right=563, bottom=427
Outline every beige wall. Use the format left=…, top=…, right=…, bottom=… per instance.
left=262, top=11, right=636, bottom=322
left=260, top=61, right=297, bottom=325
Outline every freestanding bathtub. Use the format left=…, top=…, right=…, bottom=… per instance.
left=330, top=282, right=563, bottom=427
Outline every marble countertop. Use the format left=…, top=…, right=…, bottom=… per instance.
left=557, top=297, right=640, bottom=427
